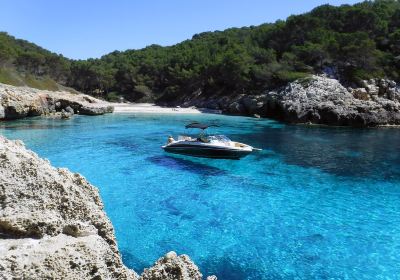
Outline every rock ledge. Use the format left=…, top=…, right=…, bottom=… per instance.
left=0, top=83, right=114, bottom=120
left=140, top=251, right=217, bottom=280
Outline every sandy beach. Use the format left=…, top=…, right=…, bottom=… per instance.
left=112, top=103, right=221, bottom=114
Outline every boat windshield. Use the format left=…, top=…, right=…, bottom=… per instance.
left=178, top=135, right=194, bottom=141
left=207, top=135, right=231, bottom=143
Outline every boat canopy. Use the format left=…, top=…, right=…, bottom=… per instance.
left=185, top=122, right=219, bottom=130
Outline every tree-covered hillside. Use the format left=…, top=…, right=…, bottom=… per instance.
left=1, top=0, right=399, bottom=102
left=0, top=32, right=70, bottom=89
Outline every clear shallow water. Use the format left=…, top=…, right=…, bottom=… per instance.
left=1, top=114, right=400, bottom=280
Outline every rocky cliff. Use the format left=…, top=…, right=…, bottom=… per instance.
left=0, top=136, right=216, bottom=280
left=0, top=83, right=114, bottom=120
left=178, top=75, right=400, bottom=127
left=140, top=251, right=216, bottom=280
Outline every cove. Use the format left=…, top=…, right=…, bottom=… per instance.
left=1, top=113, right=400, bottom=280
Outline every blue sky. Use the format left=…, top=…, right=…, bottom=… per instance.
left=0, top=0, right=360, bottom=59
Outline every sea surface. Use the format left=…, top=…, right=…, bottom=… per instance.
left=1, top=114, right=400, bottom=280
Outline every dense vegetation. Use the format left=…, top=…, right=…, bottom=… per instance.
left=1, top=0, right=399, bottom=102
left=0, top=32, right=70, bottom=89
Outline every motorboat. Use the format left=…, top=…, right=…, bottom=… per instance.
left=161, top=122, right=261, bottom=159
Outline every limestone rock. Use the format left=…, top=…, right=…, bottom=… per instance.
left=65, top=106, right=75, bottom=114
left=266, top=76, right=400, bottom=126
left=168, top=75, right=400, bottom=127
left=0, top=104, right=4, bottom=119
left=140, top=251, right=216, bottom=280
left=366, top=84, right=379, bottom=95
left=3, top=99, right=30, bottom=119
left=0, top=136, right=137, bottom=279
left=60, top=109, right=72, bottom=119
left=352, top=88, right=369, bottom=100
left=79, top=104, right=114, bottom=115
left=226, top=76, right=400, bottom=127
left=0, top=234, right=135, bottom=279
left=0, top=83, right=114, bottom=120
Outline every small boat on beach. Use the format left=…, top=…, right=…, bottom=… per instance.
left=162, top=122, right=261, bottom=159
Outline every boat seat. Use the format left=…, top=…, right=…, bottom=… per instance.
left=178, top=135, right=193, bottom=141
left=198, top=136, right=210, bottom=143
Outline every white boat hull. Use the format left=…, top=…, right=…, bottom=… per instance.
left=162, top=140, right=253, bottom=159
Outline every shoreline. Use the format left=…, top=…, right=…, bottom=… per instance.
left=112, top=102, right=222, bottom=114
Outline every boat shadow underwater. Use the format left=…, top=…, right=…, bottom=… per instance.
left=147, top=155, right=228, bottom=177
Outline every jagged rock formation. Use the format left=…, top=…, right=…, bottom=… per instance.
left=0, top=83, right=114, bottom=120
left=0, top=136, right=216, bottom=280
left=260, top=76, right=400, bottom=126
left=179, top=75, right=400, bottom=127
left=139, top=251, right=216, bottom=280
left=0, top=136, right=137, bottom=279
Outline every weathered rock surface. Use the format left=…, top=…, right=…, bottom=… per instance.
left=266, top=76, right=400, bottom=126
left=0, top=136, right=137, bottom=279
left=177, top=75, right=400, bottom=127
left=0, top=83, right=114, bottom=120
left=140, top=251, right=217, bottom=280
left=0, top=234, right=136, bottom=279
left=0, top=136, right=216, bottom=280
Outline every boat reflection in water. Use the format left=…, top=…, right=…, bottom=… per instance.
left=162, top=122, right=261, bottom=159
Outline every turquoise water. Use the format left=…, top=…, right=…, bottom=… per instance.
left=1, top=114, right=400, bottom=280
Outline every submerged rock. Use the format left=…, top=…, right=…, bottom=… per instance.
left=0, top=83, right=114, bottom=120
